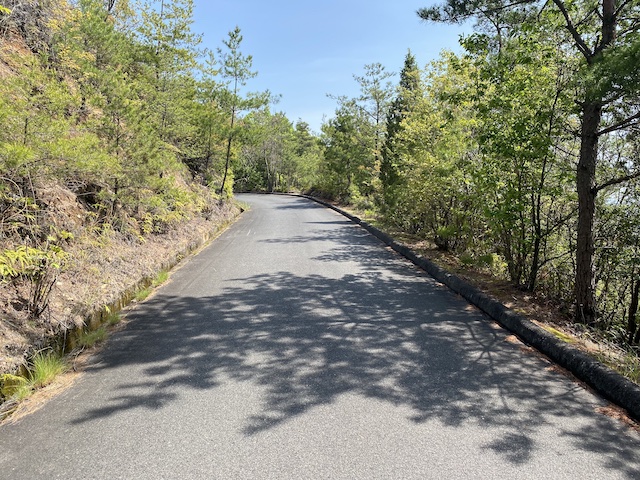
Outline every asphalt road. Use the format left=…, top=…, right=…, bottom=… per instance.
left=1, top=194, right=639, bottom=479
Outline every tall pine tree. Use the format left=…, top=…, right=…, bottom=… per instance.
left=381, top=51, right=421, bottom=208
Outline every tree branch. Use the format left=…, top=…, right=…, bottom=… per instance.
left=477, top=0, right=539, bottom=17
left=417, top=0, right=536, bottom=23
left=551, top=0, right=594, bottom=61
left=597, top=110, right=640, bottom=136
left=615, top=0, right=635, bottom=17
left=593, top=171, right=640, bottom=194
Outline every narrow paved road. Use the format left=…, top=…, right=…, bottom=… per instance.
left=1, top=194, right=639, bottom=479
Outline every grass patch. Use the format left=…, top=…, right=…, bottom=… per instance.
left=235, top=200, right=250, bottom=212
left=106, top=312, right=122, bottom=325
left=617, top=353, right=640, bottom=384
left=135, top=287, right=151, bottom=301
left=135, top=270, right=169, bottom=302
left=1, top=351, right=68, bottom=404
left=595, top=350, right=640, bottom=384
left=152, top=270, right=169, bottom=287
left=28, top=351, right=68, bottom=389
left=76, top=326, right=108, bottom=348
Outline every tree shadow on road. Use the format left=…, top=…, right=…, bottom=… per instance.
left=71, top=265, right=640, bottom=476
left=66, top=197, right=640, bottom=477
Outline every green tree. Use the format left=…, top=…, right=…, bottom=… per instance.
left=394, top=53, right=482, bottom=249
left=464, top=26, right=575, bottom=290
left=326, top=63, right=394, bottom=200
left=320, top=106, right=371, bottom=200
left=216, top=26, right=269, bottom=196
left=238, top=109, right=293, bottom=192
left=381, top=50, right=421, bottom=208
left=291, top=120, right=322, bottom=191
left=136, top=0, right=201, bottom=147
left=419, top=0, right=640, bottom=325
left=353, top=63, right=395, bottom=182
left=186, top=49, right=227, bottom=184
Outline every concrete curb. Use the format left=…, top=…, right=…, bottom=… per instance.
left=297, top=193, right=640, bottom=422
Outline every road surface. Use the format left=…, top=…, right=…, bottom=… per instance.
left=1, top=194, right=639, bottom=479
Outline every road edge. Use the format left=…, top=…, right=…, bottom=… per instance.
left=295, top=193, right=640, bottom=422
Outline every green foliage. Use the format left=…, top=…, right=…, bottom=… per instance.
left=76, top=326, right=108, bottom=348
left=106, top=312, right=122, bottom=325
left=28, top=350, right=68, bottom=389
left=0, top=0, right=238, bottom=245
left=315, top=0, right=638, bottom=344
left=102, top=305, right=122, bottom=326
left=135, top=286, right=151, bottom=302
left=469, top=27, right=575, bottom=289
left=417, top=0, right=640, bottom=329
left=321, top=63, right=394, bottom=202
left=391, top=53, right=482, bottom=250
left=0, top=239, right=68, bottom=318
left=381, top=50, right=421, bottom=206
left=214, top=26, right=270, bottom=195
left=0, top=374, right=28, bottom=400
left=320, top=105, right=374, bottom=201
left=234, top=110, right=320, bottom=193
left=0, top=350, right=67, bottom=404
left=152, top=270, right=169, bottom=287
left=0, top=245, right=64, bottom=278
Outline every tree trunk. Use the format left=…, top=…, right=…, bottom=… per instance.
left=219, top=135, right=232, bottom=196
left=628, top=277, right=640, bottom=345
left=574, top=101, right=601, bottom=325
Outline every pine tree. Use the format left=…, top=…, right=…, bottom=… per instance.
left=381, top=51, right=420, bottom=207
left=216, top=26, right=269, bottom=197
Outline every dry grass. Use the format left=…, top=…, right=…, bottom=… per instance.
left=0, top=187, right=240, bottom=376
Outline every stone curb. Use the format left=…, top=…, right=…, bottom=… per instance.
left=296, top=193, right=640, bottom=422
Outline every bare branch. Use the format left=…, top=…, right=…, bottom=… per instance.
left=593, top=171, right=640, bottom=194
left=597, top=111, right=640, bottom=136
left=477, top=0, right=538, bottom=17
left=538, top=249, right=574, bottom=268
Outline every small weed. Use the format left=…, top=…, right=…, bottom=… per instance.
left=106, top=312, right=122, bottom=325
left=76, top=326, right=108, bottom=348
left=476, top=254, right=495, bottom=268
left=620, top=354, right=640, bottom=383
left=236, top=201, right=250, bottom=212
left=152, top=270, right=168, bottom=287
left=135, top=270, right=168, bottom=301
left=28, top=351, right=68, bottom=389
left=460, top=253, right=475, bottom=266
left=12, top=384, right=33, bottom=401
left=596, top=350, right=640, bottom=384
left=135, top=287, right=151, bottom=301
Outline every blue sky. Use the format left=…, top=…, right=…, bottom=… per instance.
left=192, top=1, right=472, bottom=133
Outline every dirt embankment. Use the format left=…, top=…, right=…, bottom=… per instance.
left=0, top=183, right=241, bottom=375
